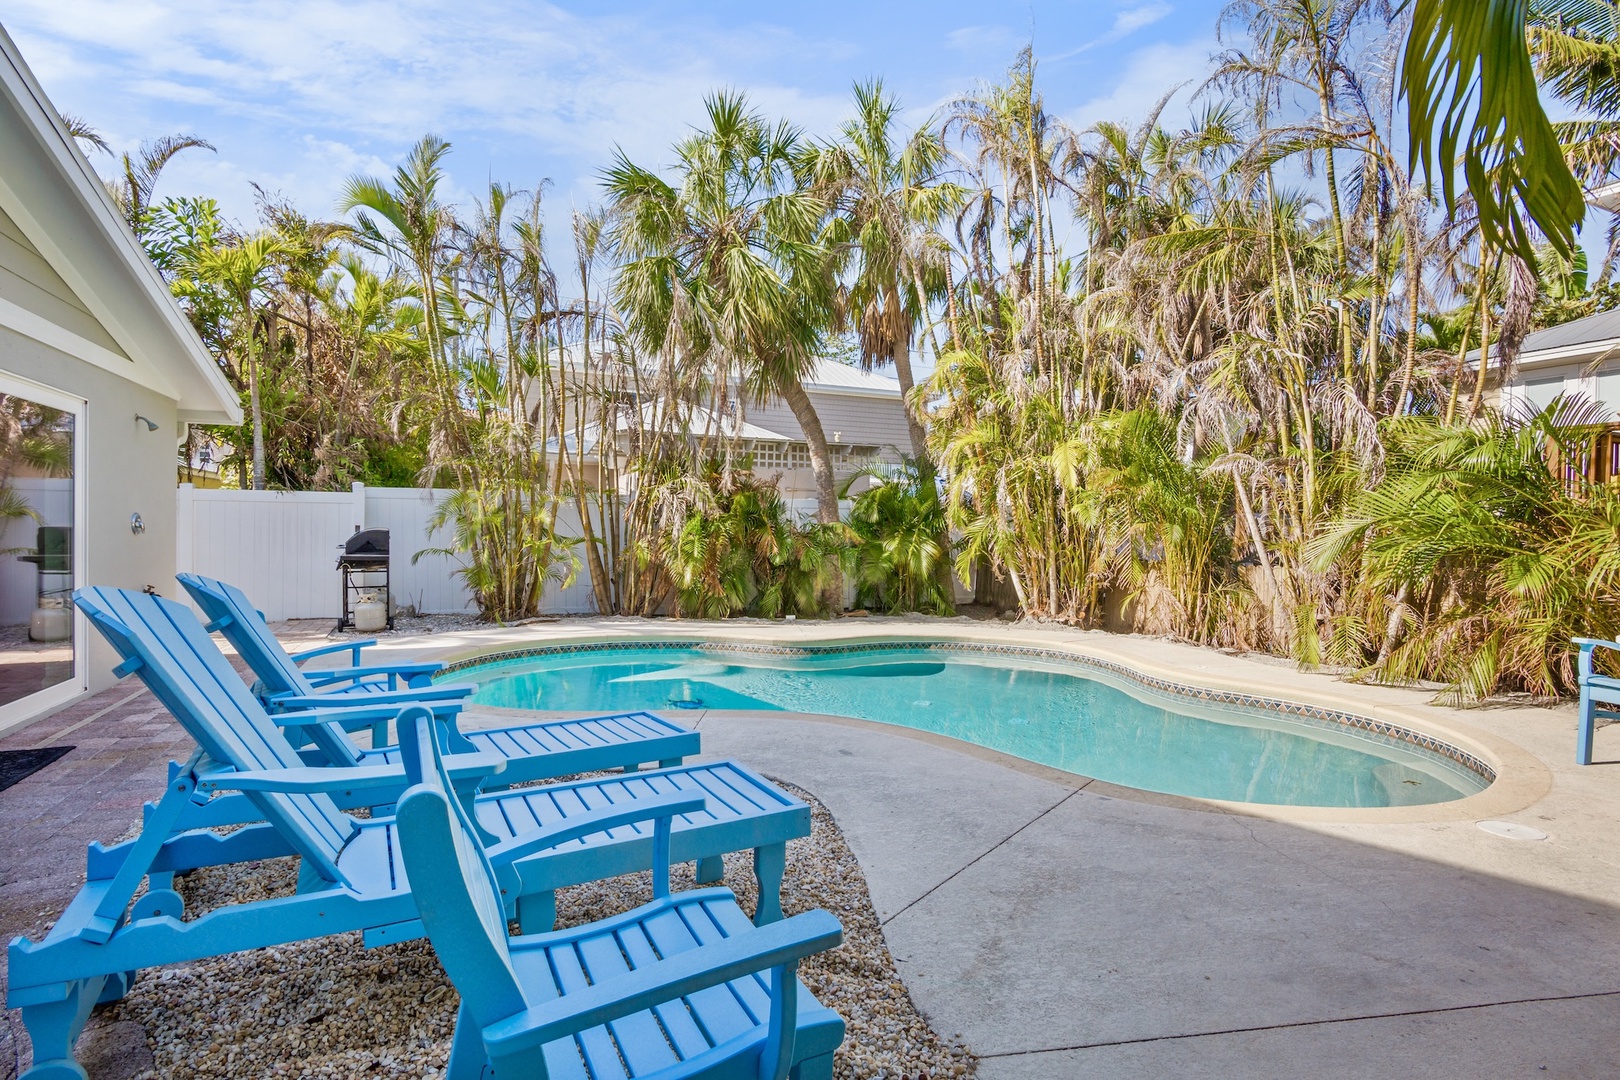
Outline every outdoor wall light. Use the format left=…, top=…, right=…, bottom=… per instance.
left=135, top=414, right=159, bottom=432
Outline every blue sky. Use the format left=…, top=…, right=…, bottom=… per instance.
left=3, top=0, right=1231, bottom=231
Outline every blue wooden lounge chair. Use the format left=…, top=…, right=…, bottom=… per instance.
left=1574, top=636, right=1620, bottom=764
left=177, top=573, right=698, bottom=784
left=7, top=589, right=807, bottom=1079
left=177, top=572, right=450, bottom=701
left=394, top=708, right=845, bottom=1080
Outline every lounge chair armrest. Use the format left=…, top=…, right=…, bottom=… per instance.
left=486, top=793, right=707, bottom=868
left=266, top=703, right=411, bottom=729
left=271, top=684, right=473, bottom=711
left=304, top=662, right=444, bottom=691
left=197, top=753, right=507, bottom=795
left=290, top=639, right=376, bottom=666
left=483, top=909, right=843, bottom=1056
left=199, top=764, right=408, bottom=795
left=1574, top=637, right=1620, bottom=680
left=307, top=662, right=443, bottom=681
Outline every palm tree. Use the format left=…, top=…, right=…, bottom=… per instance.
left=807, top=80, right=964, bottom=465
left=339, top=137, right=462, bottom=432
left=312, top=256, right=426, bottom=488
left=604, top=92, right=842, bottom=524
left=56, top=112, right=108, bottom=156
left=946, top=49, right=1075, bottom=378
left=195, top=233, right=290, bottom=489
left=1401, top=0, right=1586, bottom=263
left=1313, top=398, right=1620, bottom=701
left=107, top=135, right=216, bottom=235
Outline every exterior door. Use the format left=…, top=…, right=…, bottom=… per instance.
left=0, top=371, right=86, bottom=730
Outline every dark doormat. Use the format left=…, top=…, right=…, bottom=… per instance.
left=0, top=746, right=74, bottom=792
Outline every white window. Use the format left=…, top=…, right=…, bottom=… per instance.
left=1596, top=365, right=1620, bottom=421
left=1520, top=374, right=1565, bottom=416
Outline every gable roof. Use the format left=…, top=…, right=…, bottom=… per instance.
left=0, top=24, right=239, bottom=423
left=1478, top=307, right=1620, bottom=372
left=545, top=401, right=792, bottom=456
left=803, top=358, right=902, bottom=397
left=1514, top=307, right=1620, bottom=357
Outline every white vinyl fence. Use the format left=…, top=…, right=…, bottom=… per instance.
left=176, top=484, right=597, bottom=621
left=174, top=484, right=972, bottom=622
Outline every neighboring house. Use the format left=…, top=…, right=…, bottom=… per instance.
left=1493, top=308, right=1620, bottom=417
left=728, top=359, right=912, bottom=502
left=0, top=24, right=240, bottom=732
left=547, top=356, right=913, bottom=505
left=1487, top=307, right=1620, bottom=483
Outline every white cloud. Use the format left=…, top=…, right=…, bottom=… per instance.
left=4, top=0, right=856, bottom=212
left=1045, top=2, right=1173, bottom=62
left=945, top=24, right=1021, bottom=54
left=1063, top=37, right=1218, bottom=133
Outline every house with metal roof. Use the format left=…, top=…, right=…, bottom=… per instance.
left=0, top=23, right=240, bottom=731
left=1493, top=307, right=1620, bottom=418
left=546, top=356, right=913, bottom=505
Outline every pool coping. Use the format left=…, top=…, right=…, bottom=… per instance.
left=426, top=623, right=1553, bottom=825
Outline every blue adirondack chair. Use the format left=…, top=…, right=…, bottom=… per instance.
left=177, top=572, right=445, bottom=696
left=394, top=708, right=845, bottom=1080
left=7, top=588, right=808, bottom=1079
left=177, top=573, right=698, bottom=785
left=1574, top=636, right=1620, bottom=764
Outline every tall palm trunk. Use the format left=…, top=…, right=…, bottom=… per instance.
left=1398, top=225, right=1422, bottom=413
left=572, top=296, right=614, bottom=616
left=891, top=331, right=930, bottom=464
left=246, top=312, right=266, bottom=490
left=778, top=378, right=840, bottom=524
left=1469, top=253, right=1496, bottom=418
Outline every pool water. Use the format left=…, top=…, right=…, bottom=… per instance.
left=457, top=644, right=1490, bottom=808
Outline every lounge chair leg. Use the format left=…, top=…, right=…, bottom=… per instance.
left=96, top=971, right=137, bottom=1005
left=621, top=763, right=640, bottom=773
left=791, top=1051, right=835, bottom=1080
left=444, top=1001, right=488, bottom=1080
left=753, top=842, right=786, bottom=925
left=17, top=977, right=106, bottom=1080
left=696, top=855, right=724, bottom=884
left=517, top=890, right=556, bottom=934
left=658, top=758, right=681, bottom=768
left=1577, top=697, right=1595, bottom=764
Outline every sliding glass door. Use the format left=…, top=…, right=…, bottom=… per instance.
left=0, top=372, right=84, bottom=726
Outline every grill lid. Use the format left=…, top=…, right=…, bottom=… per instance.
left=342, top=528, right=390, bottom=556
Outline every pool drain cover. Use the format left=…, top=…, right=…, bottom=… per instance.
left=1477, top=820, right=1548, bottom=841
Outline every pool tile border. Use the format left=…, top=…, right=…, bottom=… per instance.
left=442, top=639, right=1497, bottom=786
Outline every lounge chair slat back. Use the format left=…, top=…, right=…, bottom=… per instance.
left=393, top=710, right=845, bottom=1080
left=179, top=573, right=368, bottom=768
left=394, top=717, right=535, bottom=1027
left=178, top=573, right=314, bottom=698
left=74, top=587, right=354, bottom=880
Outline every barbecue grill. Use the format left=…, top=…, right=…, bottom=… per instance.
left=336, top=527, right=392, bottom=631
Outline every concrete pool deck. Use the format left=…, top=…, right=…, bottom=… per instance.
left=397, top=616, right=1620, bottom=1077
left=4, top=614, right=1619, bottom=1077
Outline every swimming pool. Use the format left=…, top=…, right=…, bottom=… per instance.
left=450, top=642, right=1492, bottom=808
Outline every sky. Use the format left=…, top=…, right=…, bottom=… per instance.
left=2, top=0, right=1233, bottom=233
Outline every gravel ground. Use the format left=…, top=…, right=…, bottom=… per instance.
left=101, top=783, right=974, bottom=1080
